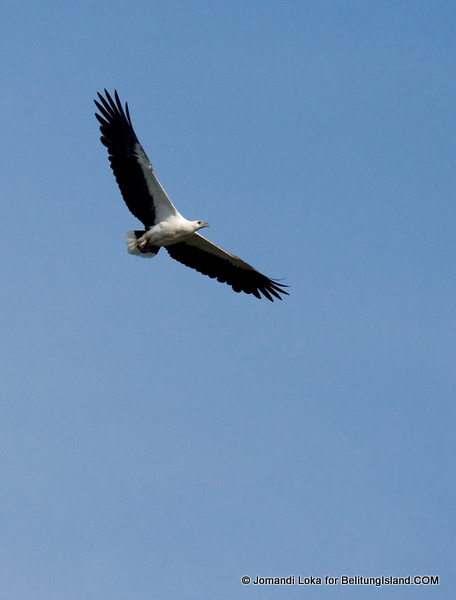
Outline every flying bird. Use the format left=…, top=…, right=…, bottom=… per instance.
left=94, top=90, right=288, bottom=301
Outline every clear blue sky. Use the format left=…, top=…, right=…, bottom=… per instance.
left=1, top=1, right=454, bottom=598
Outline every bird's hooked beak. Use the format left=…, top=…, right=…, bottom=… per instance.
left=202, top=222, right=210, bottom=228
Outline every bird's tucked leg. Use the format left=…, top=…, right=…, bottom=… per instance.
left=126, top=231, right=160, bottom=258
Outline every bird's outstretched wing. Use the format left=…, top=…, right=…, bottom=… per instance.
left=166, top=233, right=288, bottom=301
left=94, top=89, right=177, bottom=227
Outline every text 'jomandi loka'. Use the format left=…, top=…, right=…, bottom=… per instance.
left=251, top=575, right=321, bottom=585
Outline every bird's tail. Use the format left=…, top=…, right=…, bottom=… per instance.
left=126, top=231, right=160, bottom=258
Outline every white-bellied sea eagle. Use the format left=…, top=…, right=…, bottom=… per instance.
left=94, top=90, right=288, bottom=301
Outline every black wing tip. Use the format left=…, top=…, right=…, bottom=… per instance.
left=236, top=278, right=289, bottom=302
left=95, top=88, right=117, bottom=105
left=94, top=89, right=132, bottom=128
left=260, top=280, right=289, bottom=302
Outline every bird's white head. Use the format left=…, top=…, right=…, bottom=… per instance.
left=194, top=220, right=210, bottom=231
